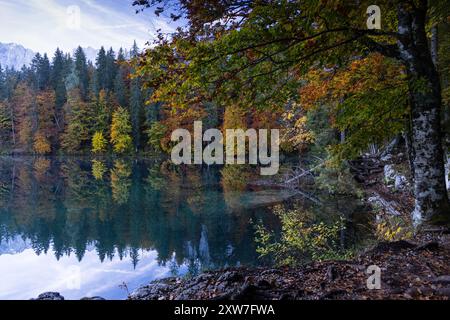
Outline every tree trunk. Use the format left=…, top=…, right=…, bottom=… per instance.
left=397, top=3, right=450, bottom=223
left=430, top=25, right=438, bottom=67
left=404, top=118, right=415, bottom=182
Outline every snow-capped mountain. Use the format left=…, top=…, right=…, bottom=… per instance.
left=0, top=43, right=35, bottom=70
left=0, top=43, right=135, bottom=70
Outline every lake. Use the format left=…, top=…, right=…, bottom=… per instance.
left=0, top=157, right=368, bottom=299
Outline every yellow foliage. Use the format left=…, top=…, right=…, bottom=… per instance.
left=110, top=107, right=133, bottom=154
left=375, top=216, right=413, bottom=241
left=280, top=110, right=315, bottom=152
left=33, top=133, right=51, bottom=155
left=92, top=131, right=107, bottom=154
left=110, top=160, right=131, bottom=204
left=92, top=160, right=107, bottom=180
left=33, top=158, right=50, bottom=180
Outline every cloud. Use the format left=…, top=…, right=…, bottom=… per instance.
left=0, top=0, right=176, bottom=55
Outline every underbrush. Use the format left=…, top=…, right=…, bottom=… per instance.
left=255, top=205, right=353, bottom=267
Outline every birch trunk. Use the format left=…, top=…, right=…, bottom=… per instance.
left=397, top=3, right=450, bottom=223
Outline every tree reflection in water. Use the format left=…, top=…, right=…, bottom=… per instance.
left=0, top=157, right=369, bottom=277
left=0, top=157, right=276, bottom=275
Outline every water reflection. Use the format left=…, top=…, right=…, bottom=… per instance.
left=0, top=157, right=283, bottom=299
left=0, top=157, right=368, bottom=299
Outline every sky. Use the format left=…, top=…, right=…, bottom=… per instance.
left=0, top=247, right=187, bottom=300
left=0, top=0, right=179, bottom=54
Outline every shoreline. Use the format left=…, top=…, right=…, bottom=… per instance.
left=33, top=230, right=450, bottom=300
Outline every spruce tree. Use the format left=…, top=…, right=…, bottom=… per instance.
left=114, top=48, right=128, bottom=108
left=129, top=41, right=143, bottom=150
left=51, top=48, right=67, bottom=110
left=96, top=47, right=107, bottom=92
left=105, top=47, right=117, bottom=92
left=74, top=47, right=90, bottom=101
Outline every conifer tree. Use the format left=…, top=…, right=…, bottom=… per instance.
left=51, top=48, right=67, bottom=110
left=74, top=46, right=90, bottom=101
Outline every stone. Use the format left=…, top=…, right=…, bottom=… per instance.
left=431, top=275, right=450, bottom=284
left=394, top=175, right=408, bottom=190
left=32, top=292, right=65, bottom=300
left=384, top=164, right=396, bottom=183
left=436, top=287, right=450, bottom=297
left=80, top=296, right=106, bottom=300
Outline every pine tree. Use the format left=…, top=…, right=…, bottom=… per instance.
left=74, top=47, right=90, bottom=101
left=105, top=48, right=117, bottom=92
left=96, top=47, right=107, bottom=92
left=129, top=41, right=143, bottom=150
left=31, top=53, right=51, bottom=90
left=51, top=48, right=67, bottom=110
left=41, top=54, right=51, bottom=89
left=114, top=48, right=128, bottom=108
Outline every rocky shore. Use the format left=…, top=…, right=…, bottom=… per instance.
left=34, top=231, right=450, bottom=300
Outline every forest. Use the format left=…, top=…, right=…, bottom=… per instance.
left=0, top=0, right=450, bottom=301
left=0, top=42, right=160, bottom=155
left=0, top=1, right=448, bottom=224
left=130, top=0, right=450, bottom=224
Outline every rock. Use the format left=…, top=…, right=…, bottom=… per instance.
left=32, top=292, right=65, bottom=300
left=129, top=281, right=173, bottom=300
left=80, top=296, right=106, bottom=300
left=394, top=175, right=408, bottom=190
left=417, top=286, right=434, bottom=295
left=384, top=164, right=409, bottom=190
left=367, top=193, right=401, bottom=216
left=431, top=275, right=450, bottom=285
left=436, top=287, right=450, bottom=297
left=261, top=269, right=281, bottom=276
left=384, top=165, right=396, bottom=182
left=217, top=271, right=243, bottom=283
left=404, top=287, right=420, bottom=298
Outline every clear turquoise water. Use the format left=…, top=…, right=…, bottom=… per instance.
left=0, top=157, right=367, bottom=300
left=0, top=157, right=289, bottom=299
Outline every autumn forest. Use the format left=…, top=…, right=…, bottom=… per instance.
left=0, top=0, right=450, bottom=302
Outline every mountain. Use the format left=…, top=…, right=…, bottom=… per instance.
left=0, top=43, right=134, bottom=70
left=0, top=43, right=35, bottom=70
